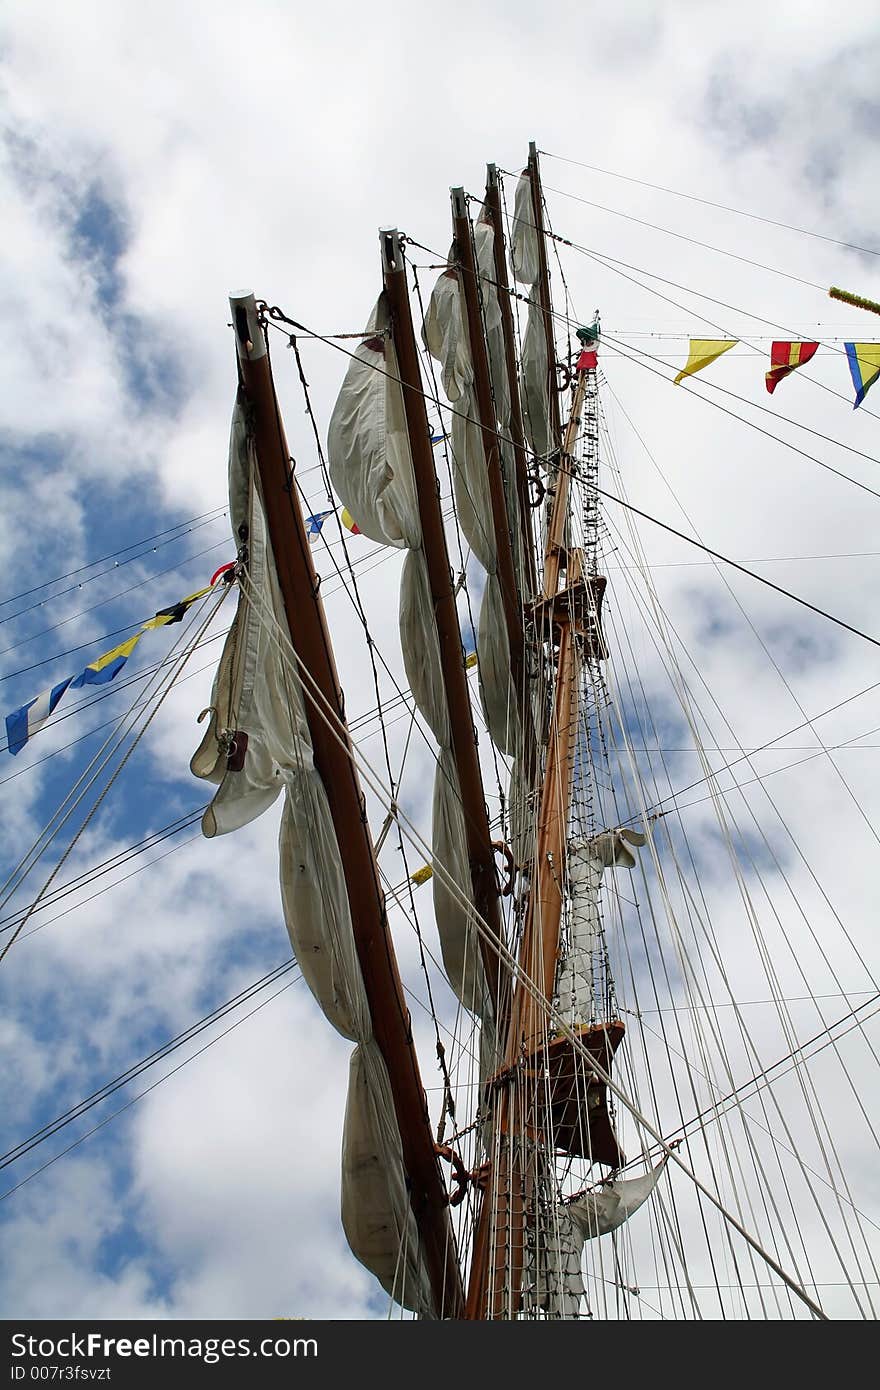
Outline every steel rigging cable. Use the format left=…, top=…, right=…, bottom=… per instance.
left=537, top=150, right=880, bottom=258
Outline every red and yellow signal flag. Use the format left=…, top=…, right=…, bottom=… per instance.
left=765, top=341, right=819, bottom=394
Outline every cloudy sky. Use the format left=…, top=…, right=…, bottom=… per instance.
left=1, top=0, right=879, bottom=1321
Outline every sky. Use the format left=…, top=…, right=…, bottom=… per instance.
left=1, top=0, right=879, bottom=1321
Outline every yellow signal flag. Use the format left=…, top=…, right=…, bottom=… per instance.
left=673, top=339, right=737, bottom=386
left=83, top=631, right=144, bottom=674
left=410, top=864, right=433, bottom=887
left=465, top=651, right=478, bottom=669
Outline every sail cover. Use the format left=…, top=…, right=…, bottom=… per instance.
left=520, top=298, right=553, bottom=463
left=192, top=392, right=434, bottom=1315
left=568, top=1159, right=669, bottom=1240
left=556, top=828, right=647, bottom=1025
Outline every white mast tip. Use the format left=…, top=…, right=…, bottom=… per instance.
left=228, top=292, right=267, bottom=362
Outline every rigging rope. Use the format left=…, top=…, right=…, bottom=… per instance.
left=0, top=513, right=230, bottom=628
left=237, top=561, right=833, bottom=1319
left=0, top=970, right=303, bottom=1204
left=0, top=589, right=229, bottom=967
left=0, top=508, right=229, bottom=612
left=261, top=312, right=880, bottom=653
left=536, top=150, right=880, bottom=258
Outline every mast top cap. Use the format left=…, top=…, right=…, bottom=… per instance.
left=379, top=228, right=404, bottom=275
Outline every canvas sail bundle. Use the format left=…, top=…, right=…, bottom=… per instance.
left=192, top=394, right=434, bottom=1315
left=190, top=398, right=309, bottom=835
left=474, top=213, right=529, bottom=603
left=510, top=173, right=553, bottom=462
left=422, top=260, right=521, bottom=759
left=526, top=1157, right=670, bottom=1318
left=510, top=171, right=540, bottom=288
left=520, top=301, right=553, bottom=462
left=474, top=219, right=510, bottom=429
left=342, top=1040, right=431, bottom=1315
left=328, top=296, right=490, bottom=1019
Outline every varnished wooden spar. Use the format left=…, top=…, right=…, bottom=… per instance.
left=466, top=358, right=616, bottom=1319
left=229, top=292, right=463, bottom=1319
left=380, top=230, right=507, bottom=1018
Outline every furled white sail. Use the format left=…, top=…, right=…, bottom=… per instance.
left=328, top=295, right=490, bottom=1020
left=327, top=304, right=420, bottom=549
left=526, top=1157, right=669, bottom=1318
left=508, top=172, right=553, bottom=463
left=520, top=298, right=553, bottom=463
left=474, top=219, right=510, bottom=433
left=421, top=271, right=494, bottom=566
left=190, top=399, right=309, bottom=835
left=556, top=828, right=647, bottom=1024
left=432, top=747, right=486, bottom=1012
left=341, top=1041, right=434, bottom=1318
left=193, top=393, right=434, bottom=1316
left=511, top=172, right=540, bottom=287
left=475, top=212, right=529, bottom=604
left=278, top=779, right=370, bottom=1041
left=423, top=258, right=521, bottom=759
left=567, top=1159, right=669, bottom=1240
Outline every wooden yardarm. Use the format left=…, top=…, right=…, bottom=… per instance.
left=230, top=293, right=463, bottom=1318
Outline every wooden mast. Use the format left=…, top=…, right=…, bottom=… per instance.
left=380, top=229, right=507, bottom=1017
left=464, top=146, right=602, bottom=1317
left=229, top=292, right=464, bottom=1319
left=483, top=164, right=538, bottom=601
left=464, top=385, right=587, bottom=1318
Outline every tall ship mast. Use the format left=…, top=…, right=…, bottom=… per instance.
left=4, top=141, right=879, bottom=1322
left=185, top=143, right=866, bottom=1319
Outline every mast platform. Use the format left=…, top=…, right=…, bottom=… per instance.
left=528, top=574, right=608, bottom=660
left=486, top=1020, right=626, bottom=1167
